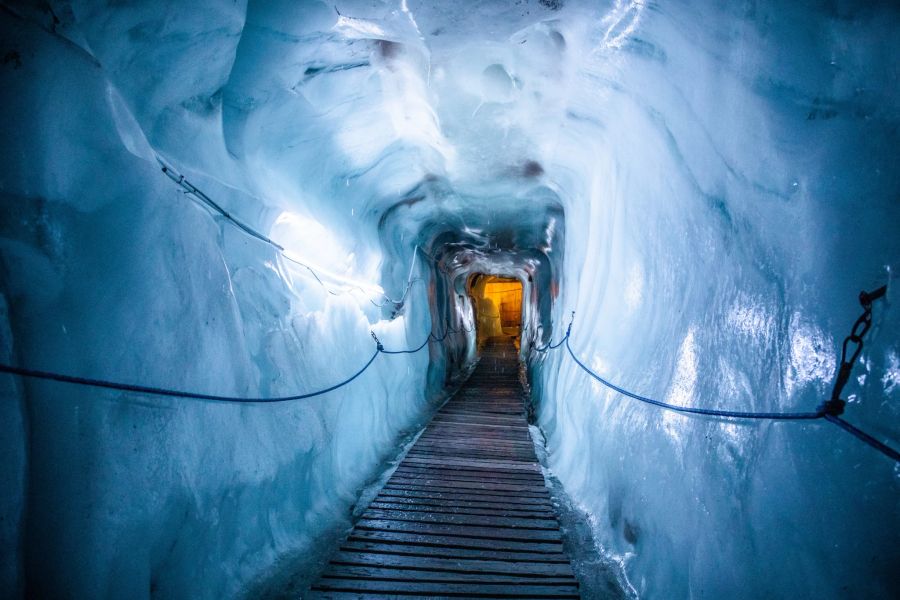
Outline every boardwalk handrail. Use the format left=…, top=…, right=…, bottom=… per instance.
left=0, top=319, right=471, bottom=404
left=530, top=286, right=898, bottom=463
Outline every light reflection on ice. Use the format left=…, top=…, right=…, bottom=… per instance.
left=272, top=211, right=385, bottom=298
left=726, top=296, right=774, bottom=341
left=596, top=0, right=647, bottom=52
left=590, top=355, right=610, bottom=395
left=716, top=357, right=753, bottom=449
left=624, top=263, right=643, bottom=313
left=783, top=312, right=835, bottom=397
left=666, top=328, right=697, bottom=407
left=663, top=327, right=697, bottom=449
left=333, top=15, right=388, bottom=40
left=882, top=350, right=900, bottom=394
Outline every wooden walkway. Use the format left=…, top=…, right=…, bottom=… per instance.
left=308, top=337, right=579, bottom=599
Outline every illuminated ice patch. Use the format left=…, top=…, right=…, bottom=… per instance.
left=783, top=312, right=835, bottom=397
left=666, top=327, right=697, bottom=407
left=597, top=0, right=647, bottom=52
left=883, top=350, right=900, bottom=394
left=726, top=297, right=774, bottom=341
left=590, top=355, right=610, bottom=395
left=662, top=327, right=697, bottom=449
left=272, top=212, right=384, bottom=298
left=624, top=263, right=643, bottom=312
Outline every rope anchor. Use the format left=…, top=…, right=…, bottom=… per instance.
left=819, top=285, right=887, bottom=417
left=370, top=331, right=384, bottom=352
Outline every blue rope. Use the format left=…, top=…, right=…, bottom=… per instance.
left=564, top=335, right=822, bottom=420
left=534, top=333, right=568, bottom=353
left=377, top=320, right=470, bottom=354
left=0, top=349, right=379, bottom=404
left=824, top=414, right=900, bottom=462
left=531, top=314, right=898, bottom=463
left=0, top=319, right=473, bottom=402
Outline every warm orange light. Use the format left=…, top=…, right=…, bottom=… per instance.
left=471, top=276, right=522, bottom=345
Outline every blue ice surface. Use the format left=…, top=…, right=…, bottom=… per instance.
left=0, top=0, right=898, bottom=598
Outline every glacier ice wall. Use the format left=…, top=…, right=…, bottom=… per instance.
left=527, top=1, right=900, bottom=598
left=0, top=1, right=468, bottom=597
left=1, top=0, right=898, bottom=598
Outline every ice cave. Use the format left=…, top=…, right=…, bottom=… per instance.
left=1, top=0, right=898, bottom=598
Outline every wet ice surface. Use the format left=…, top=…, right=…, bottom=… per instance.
left=531, top=425, right=633, bottom=600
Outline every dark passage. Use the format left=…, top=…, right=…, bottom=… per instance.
left=308, top=337, right=580, bottom=598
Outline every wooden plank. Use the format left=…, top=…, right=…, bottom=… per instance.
left=383, top=482, right=550, bottom=499
left=415, top=438, right=533, bottom=448
left=340, top=540, right=570, bottom=563
left=393, top=464, right=546, bottom=482
left=389, top=471, right=546, bottom=487
left=321, top=565, right=575, bottom=585
left=370, top=495, right=554, bottom=513
left=386, top=476, right=549, bottom=494
left=376, top=490, right=554, bottom=509
left=368, top=500, right=555, bottom=518
left=391, top=467, right=545, bottom=483
left=406, top=449, right=536, bottom=460
left=327, top=551, right=575, bottom=577
left=355, top=519, right=563, bottom=542
left=413, top=436, right=535, bottom=449
left=401, top=456, right=541, bottom=472
left=310, top=579, right=580, bottom=598
left=362, top=509, right=560, bottom=530
left=348, top=529, right=564, bottom=554
left=429, top=413, right=527, bottom=425
left=321, top=567, right=577, bottom=587
left=404, top=451, right=537, bottom=463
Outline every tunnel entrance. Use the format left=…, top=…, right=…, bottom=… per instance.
left=469, top=275, right=523, bottom=346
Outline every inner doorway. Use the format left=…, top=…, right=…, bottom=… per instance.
left=469, top=275, right=523, bottom=347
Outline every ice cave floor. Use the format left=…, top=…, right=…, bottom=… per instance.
left=265, top=336, right=623, bottom=599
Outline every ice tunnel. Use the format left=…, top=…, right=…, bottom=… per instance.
left=1, top=0, right=899, bottom=598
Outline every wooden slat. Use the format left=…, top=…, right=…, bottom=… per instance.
left=368, top=500, right=556, bottom=518
left=347, top=529, right=564, bottom=554
left=310, top=580, right=580, bottom=598
left=321, top=565, right=576, bottom=585
left=308, top=336, right=580, bottom=598
left=385, top=477, right=550, bottom=494
left=355, top=519, right=563, bottom=542
left=326, top=551, right=575, bottom=577
left=378, top=488, right=552, bottom=506
left=341, top=540, right=570, bottom=563
left=384, top=479, right=549, bottom=494
left=362, top=509, right=560, bottom=530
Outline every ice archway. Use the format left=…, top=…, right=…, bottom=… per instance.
left=1, top=0, right=898, bottom=598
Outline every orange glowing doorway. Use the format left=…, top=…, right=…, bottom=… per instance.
left=469, top=276, right=523, bottom=347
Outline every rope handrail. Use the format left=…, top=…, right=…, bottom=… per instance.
left=533, top=287, right=898, bottom=463
left=156, top=155, right=419, bottom=309
left=0, top=319, right=471, bottom=404
left=533, top=330, right=568, bottom=353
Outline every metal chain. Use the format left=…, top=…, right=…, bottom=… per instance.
left=820, top=285, right=887, bottom=416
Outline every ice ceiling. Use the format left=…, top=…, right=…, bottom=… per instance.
left=1, top=0, right=898, bottom=598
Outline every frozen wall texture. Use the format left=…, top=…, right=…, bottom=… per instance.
left=1, top=0, right=898, bottom=598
